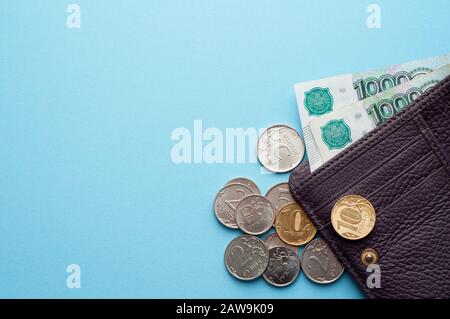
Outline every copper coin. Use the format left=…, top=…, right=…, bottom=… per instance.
left=331, top=195, right=376, bottom=240
left=265, top=182, right=295, bottom=224
left=275, top=202, right=316, bottom=246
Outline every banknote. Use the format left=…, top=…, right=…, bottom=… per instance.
left=294, top=52, right=450, bottom=172
left=307, top=64, right=450, bottom=169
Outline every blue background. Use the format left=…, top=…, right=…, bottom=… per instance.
left=1, top=0, right=449, bottom=298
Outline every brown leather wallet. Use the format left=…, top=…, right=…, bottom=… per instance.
left=289, top=76, right=450, bottom=299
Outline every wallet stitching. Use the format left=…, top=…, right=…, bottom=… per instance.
left=311, top=135, right=424, bottom=214
left=316, top=150, right=434, bottom=231
left=379, top=167, right=446, bottom=257
left=367, top=151, right=435, bottom=200
left=293, top=115, right=412, bottom=194
left=375, top=166, right=444, bottom=222
left=294, top=75, right=450, bottom=193
left=414, top=115, right=450, bottom=176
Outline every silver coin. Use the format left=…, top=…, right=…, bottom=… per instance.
left=265, top=233, right=298, bottom=255
left=225, top=178, right=260, bottom=195
left=263, top=247, right=300, bottom=287
left=214, top=184, right=254, bottom=229
left=265, top=182, right=295, bottom=223
left=257, top=125, right=305, bottom=173
left=236, top=195, right=275, bottom=235
left=301, top=238, right=344, bottom=284
left=224, top=235, right=269, bottom=281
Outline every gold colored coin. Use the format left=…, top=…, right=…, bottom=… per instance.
left=275, top=202, right=317, bottom=246
left=331, top=195, right=376, bottom=240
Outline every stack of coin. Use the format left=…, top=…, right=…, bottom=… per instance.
left=214, top=178, right=262, bottom=230
left=214, top=125, right=345, bottom=287
left=215, top=177, right=344, bottom=287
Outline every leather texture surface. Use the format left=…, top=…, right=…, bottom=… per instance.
left=289, top=76, right=450, bottom=299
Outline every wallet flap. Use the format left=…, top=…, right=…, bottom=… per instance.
left=289, top=76, right=450, bottom=299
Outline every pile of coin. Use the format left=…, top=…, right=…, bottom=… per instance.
left=215, top=177, right=344, bottom=287
left=214, top=125, right=346, bottom=287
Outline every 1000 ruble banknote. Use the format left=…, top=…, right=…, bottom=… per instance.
left=294, top=53, right=450, bottom=172
left=306, top=64, right=450, bottom=170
